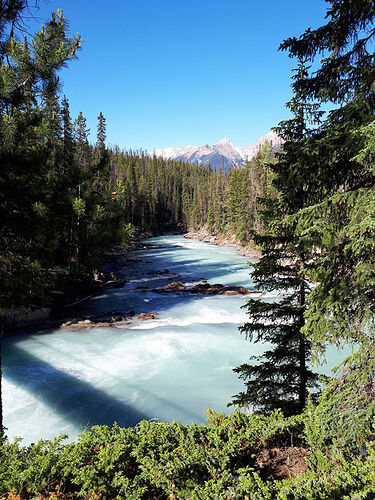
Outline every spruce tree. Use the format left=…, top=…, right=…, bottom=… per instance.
left=61, top=96, right=83, bottom=270
left=232, top=62, right=320, bottom=416
left=96, top=111, right=107, bottom=163
left=62, top=96, right=75, bottom=169
left=275, top=0, right=375, bottom=442
left=279, top=0, right=375, bottom=349
left=74, top=111, right=91, bottom=173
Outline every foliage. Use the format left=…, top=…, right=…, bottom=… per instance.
left=3, top=1, right=375, bottom=496
left=233, top=0, right=375, bottom=425
left=0, top=8, right=83, bottom=308
left=2, top=409, right=375, bottom=499
left=248, top=0, right=375, bottom=448
left=278, top=0, right=375, bottom=353
left=311, top=345, right=375, bottom=450
left=232, top=62, right=321, bottom=416
left=280, top=0, right=375, bottom=103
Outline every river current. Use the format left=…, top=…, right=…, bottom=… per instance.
left=3, top=235, right=349, bottom=444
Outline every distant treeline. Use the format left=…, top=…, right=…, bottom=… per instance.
left=109, top=143, right=276, bottom=238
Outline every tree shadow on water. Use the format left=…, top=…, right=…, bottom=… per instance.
left=3, top=342, right=204, bottom=439
left=3, top=343, right=151, bottom=432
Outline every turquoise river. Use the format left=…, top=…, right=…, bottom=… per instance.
left=3, top=235, right=350, bottom=444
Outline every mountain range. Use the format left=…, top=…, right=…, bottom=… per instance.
left=152, top=131, right=282, bottom=172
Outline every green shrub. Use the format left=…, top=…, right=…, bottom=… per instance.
left=1, top=409, right=375, bottom=499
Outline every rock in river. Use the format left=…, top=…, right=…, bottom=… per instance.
left=152, top=281, right=259, bottom=295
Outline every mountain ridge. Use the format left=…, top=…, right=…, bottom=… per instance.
left=152, top=131, right=282, bottom=172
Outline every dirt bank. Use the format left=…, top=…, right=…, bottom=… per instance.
left=183, top=227, right=262, bottom=259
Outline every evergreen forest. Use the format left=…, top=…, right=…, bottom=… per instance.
left=2, top=1, right=375, bottom=498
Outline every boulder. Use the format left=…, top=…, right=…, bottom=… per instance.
left=61, top=319, right=114, bottom=329
left=150, top=280, right=260, bottom=295
left=163, top=281, right=186, bottom=291
left=190, top=283, right=257, bottom=295
left=137, top=312, right=159, bottom=320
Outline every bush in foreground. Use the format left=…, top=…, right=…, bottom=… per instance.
left=1, top=407, right=375, bottom=499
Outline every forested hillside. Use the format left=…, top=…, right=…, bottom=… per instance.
left=108, top=142, right=276, bottom=237
left=0, top=3, right=278, bottom=312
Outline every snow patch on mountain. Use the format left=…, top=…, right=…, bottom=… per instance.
left=152, top=131, right=282, bottom=172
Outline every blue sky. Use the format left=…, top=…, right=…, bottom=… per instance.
left=27, top=0, right=328, bottom=150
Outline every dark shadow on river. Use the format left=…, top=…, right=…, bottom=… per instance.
left=3, top=344, right=151, bottom=431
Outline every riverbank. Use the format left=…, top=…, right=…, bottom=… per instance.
left=184, top=226, right=262, bottom=259
left=0, top=228, right=156, bottom=333
left=1, top=227, right=258, bottom=333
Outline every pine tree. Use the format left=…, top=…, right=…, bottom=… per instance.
left=279, top=0, right=375, bottom=351
left=0, top=0, right=31, bottom=441
left=232, top=62, right=320, bottom=416
left=273, top=0, right=375, bottom=445
left=0, top=9, right=81, bottom=298
left=0, top=6, right=82, bottom=438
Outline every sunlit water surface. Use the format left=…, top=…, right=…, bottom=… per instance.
left=3, top=235, right=350, bottom=444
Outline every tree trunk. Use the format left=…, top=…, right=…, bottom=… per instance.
left=0, top=337, right=3, bottom=440
left=298, top=259, right=307, bottom=412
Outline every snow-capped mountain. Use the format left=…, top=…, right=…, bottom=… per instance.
left=152, top=131, right=282, bottom=172
left=239, top=131, right=282, bottom=162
